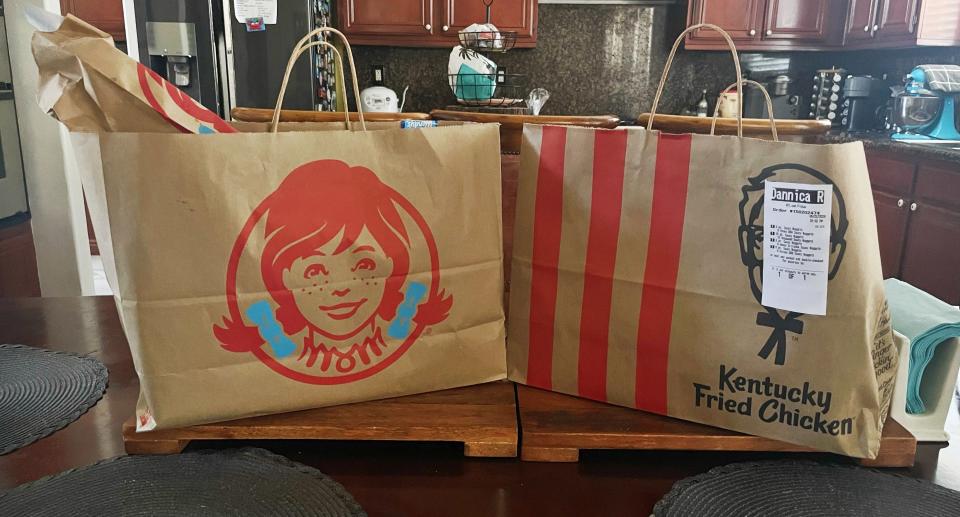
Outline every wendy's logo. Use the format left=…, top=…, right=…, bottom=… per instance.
left=213, top=160, right=452, bottom=384
left=738, top=164, right=848, bottom=366
left=136, top=63, right=236, bottom=134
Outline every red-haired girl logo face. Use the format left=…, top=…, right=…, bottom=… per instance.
left=283, top=229, right=391, bottom=339
left=213, top=160, right=451, bottom=384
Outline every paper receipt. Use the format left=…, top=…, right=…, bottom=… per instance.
left=234, top=0, right=277, bottom=24
left=761, top=181, right=833, bottom=315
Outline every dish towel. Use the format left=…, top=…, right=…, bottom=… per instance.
left=884, top=278, right=960, bottom=414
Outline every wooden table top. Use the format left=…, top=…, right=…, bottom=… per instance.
left=1, top=296, right=957, bottom=516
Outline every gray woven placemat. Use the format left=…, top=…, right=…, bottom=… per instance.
left=654, top=460, right=960, bottom=516
left=0, top=447, right=366, bottom=516
left=0, top=344, right=108, bottom=455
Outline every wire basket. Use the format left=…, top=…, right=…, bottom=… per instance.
left=448, top=72, right=526, bottom=107
left=457, top=30, right=517, bottom=52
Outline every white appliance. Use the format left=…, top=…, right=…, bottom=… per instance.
left=359, top=67, right=407, bottom=113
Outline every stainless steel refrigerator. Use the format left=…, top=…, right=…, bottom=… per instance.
left=132, top=0, right=332, bottom=118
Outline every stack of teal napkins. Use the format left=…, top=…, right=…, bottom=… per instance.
left=884, top=278, right=960, bottom=414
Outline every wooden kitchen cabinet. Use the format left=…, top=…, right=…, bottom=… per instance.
left=340, top=0, right=434, bottom=37
left=866, top=151, right=915, bottom=279
left=842, top=0, right=960, bottom=48
left=877, top=0, right=920, bottom=39
left=686, top=0, right=960, bottom=50
left=845, top=0, right=878, bottom=43
left=60, top=0, right=125, bottom=41
left=443, top=0, right=537, bottom=41
left=872, top=190, right=910, bottom=279
left=337, top=0, right=537, bottom=47
left=899, top=203, right=960, bottom=305
left=762, top=0, right=844, bottom=45
left=866, top=150, right=960, bottom=305
left=685, top=0, right=843, bottom=50
left=686, top=0, right=764, bottom=44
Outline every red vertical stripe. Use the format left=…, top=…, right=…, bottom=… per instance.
left=577, top=130, right=629, bottom=401
left=526, top=126, right=568, bottom=389
left=635, top=133, right=693, bottom=414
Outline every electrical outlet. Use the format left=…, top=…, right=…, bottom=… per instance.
left=372, top=65, right=385, bottom=84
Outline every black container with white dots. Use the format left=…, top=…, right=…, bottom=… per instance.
left=810, top=68, right=846, bottom=127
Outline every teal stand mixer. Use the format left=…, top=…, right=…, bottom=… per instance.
left=892, top=65, right=960, bottom=141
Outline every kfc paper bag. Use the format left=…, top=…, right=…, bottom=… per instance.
left=506, top=25, right=898, bottom=459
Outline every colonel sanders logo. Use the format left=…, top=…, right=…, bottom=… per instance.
left=213, top=160, right=451, bottom=384
left=738, top=163, right=848, bottom=365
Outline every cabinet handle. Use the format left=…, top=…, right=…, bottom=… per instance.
left=863, top=25, right=870, bottom=32
left=442, top=25, right=449, bottom=32
left=765, top=29, right=772, bottom=36
left=873, top=24, right=879, bottom=32
left=749, top=29, right=756, bottom=36
left=897, top=198, right=905, bottom=208
left=910, top=202, right=918, bottom=212
left=425, top=23, right=432, bottom=31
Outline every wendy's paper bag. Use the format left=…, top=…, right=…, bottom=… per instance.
left=34, top=15, right=507, bottom=430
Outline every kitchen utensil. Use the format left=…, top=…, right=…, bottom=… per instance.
left=893, top=94, right=942, bottom=129
left=810, top=68, right=846, bottom=127
left=526, top=88, right=549, bottom=115
left=717, top=91, right=739, bottom=118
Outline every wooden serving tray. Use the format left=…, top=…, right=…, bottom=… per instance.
left=517, top=385, right=916, bottom=467
left=230, top=107, right=432, bottom=123
left=429, top=109, right=621, bottom=154
left=123, top=381, right=518, bottom=458
left=636, top=113, right=833, bottom=137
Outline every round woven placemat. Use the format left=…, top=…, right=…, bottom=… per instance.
left=0, top=343, right=108, bottom=455
left=654, top=460, right=960, bottom=517
left=0, top=448, right=365, bottom=516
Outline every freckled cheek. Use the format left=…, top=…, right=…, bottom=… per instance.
left=293, top=284, right=331, bottom=297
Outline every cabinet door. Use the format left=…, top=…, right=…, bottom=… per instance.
left=866, top=152, right=916, bottom=196
left=899, top=203, right=960, bottom=305
left=877, top=0, right=919, bottom=39
left=845, top=0, right=877, bottom=43
left=872, top=190, right=910, bottom=278
left=442, top=0, right=537, bottom=44
left=687, top=0, right=764, bottom=42
left=341, top=0, right=434, bottom=37
left=60, top=0, right=125, bottom=41
left=762, top=0, right=839, bottom=44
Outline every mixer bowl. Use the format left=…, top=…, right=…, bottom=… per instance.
left=894, top=95, right=942, bottom=129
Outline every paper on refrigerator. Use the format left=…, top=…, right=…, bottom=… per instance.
left=234, top=0, right=278, bottom=25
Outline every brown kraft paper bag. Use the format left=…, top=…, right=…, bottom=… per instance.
left=506, top=25, right=898, bottom=458
left=37, top=21, right=507, bottom=430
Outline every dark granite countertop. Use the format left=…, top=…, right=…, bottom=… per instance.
left=819, top=132, right=960, bottom=164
